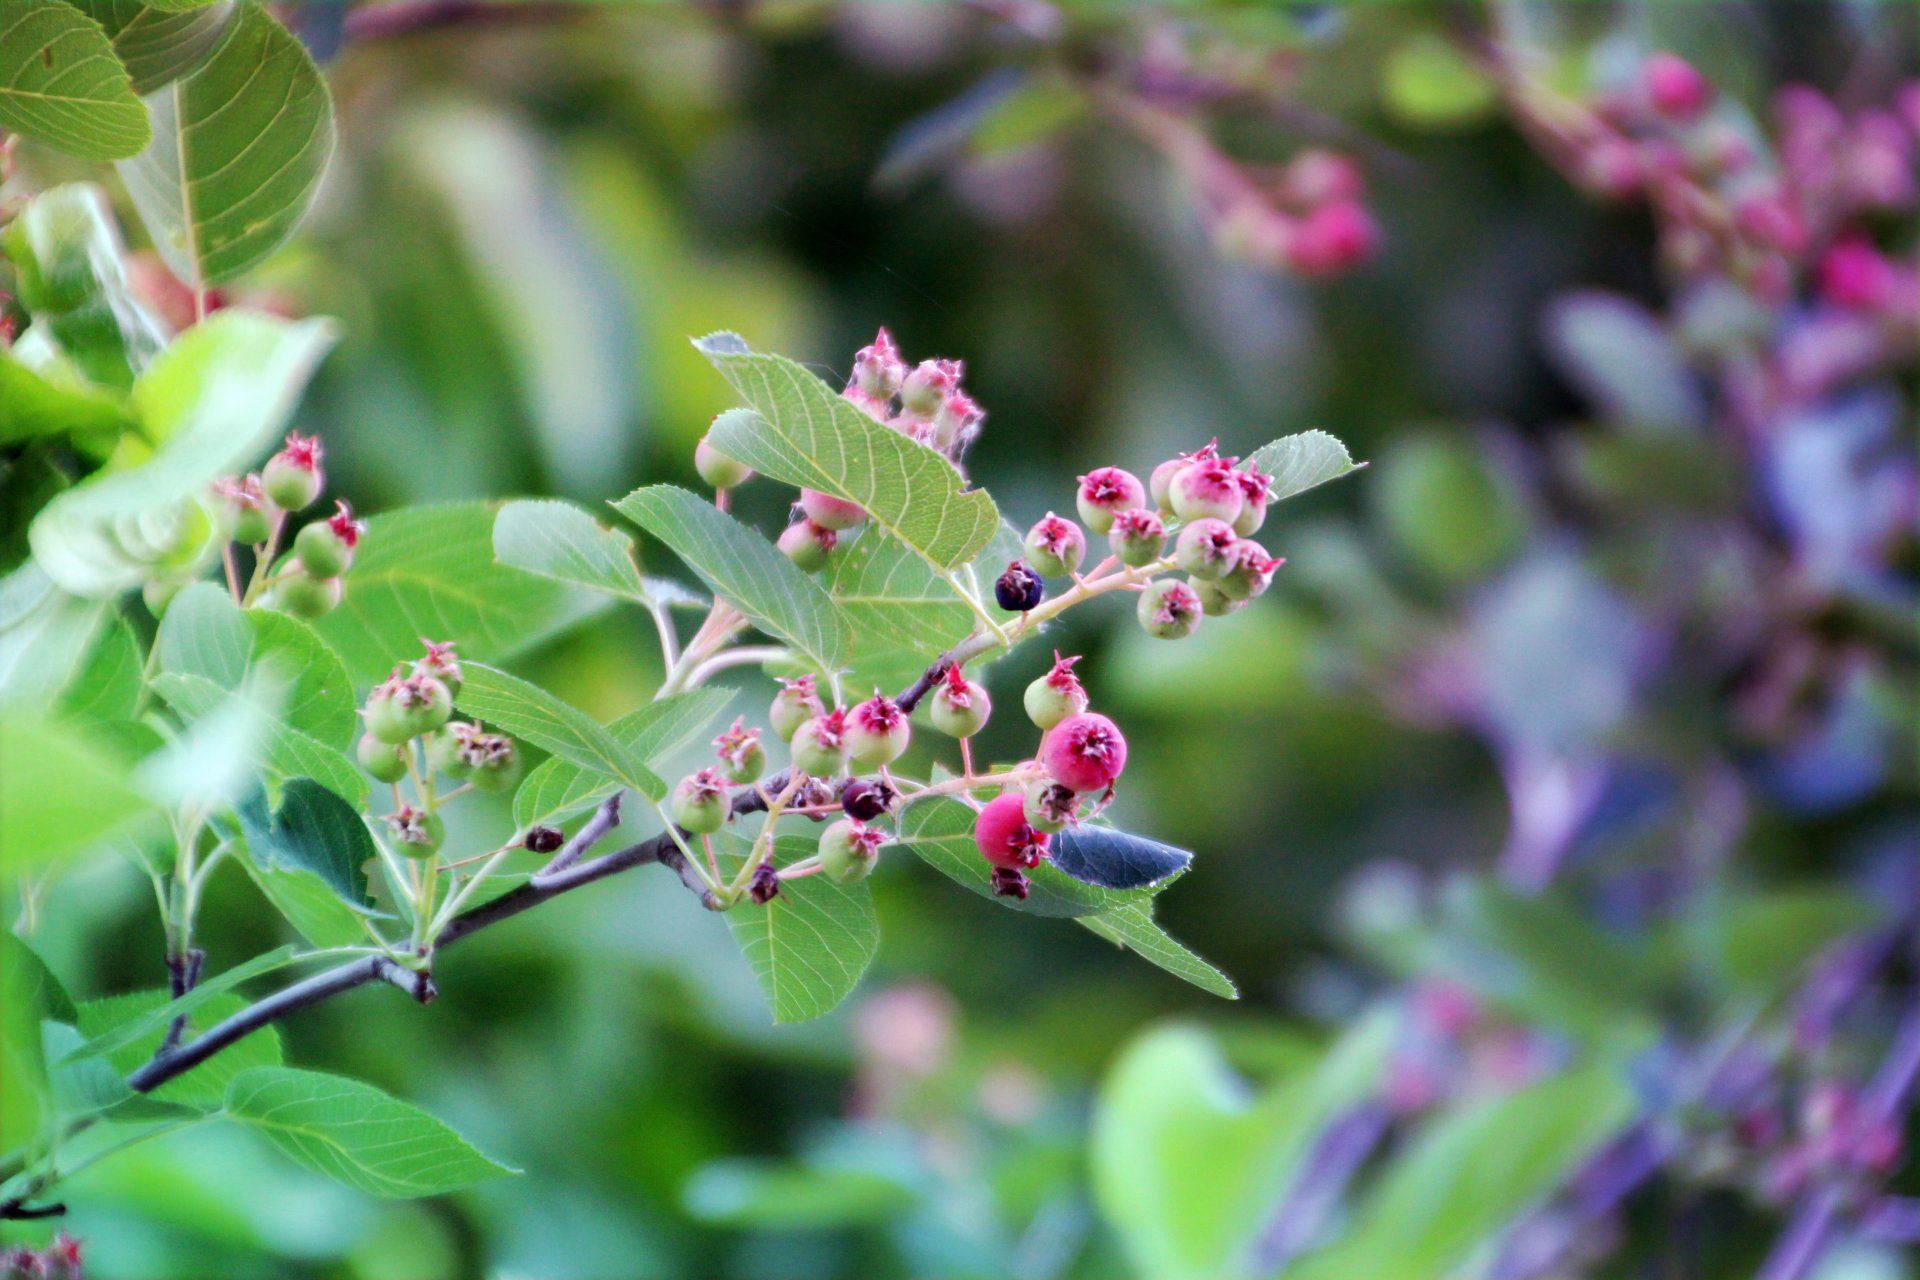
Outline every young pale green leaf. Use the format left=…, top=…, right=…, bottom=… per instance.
left=68, top=0, right=232, bottom=95
left=614, top=485, right=850, bottom=674
left=457, top=663, right=665, bottom=802
left=78, top=987, right=280, bottom=1111
left=1285, top=1065, right=1634, bottom=1280
left=1, top=934, right=71, bottom=1152
left=896, top=795, right=1178, bottom=918
left=1080, top=904, right=1237, bottom=1000
left=0, top=348, right=128, bottom=445
left=0, top=712, right=155, bottom=873
left=493, top=498, right=652, bottom=603
left=28, top=310, right=336, bottom=598
left=155, top=669, right=365, bottom=801
left=0, top=3, right=151, bottom=160
left=223, top=1066, right=518, bottom=1198
left=55, top=612, right=142, bottom=723
left=512, top=686, right=736, bottom=830
left=118, top=3, right=333, bottom=288
left=695, top=333, right=1000, bottom=571
left=0, top=565, right=109, bottom=714
left=2, top=182, right=167, bottom=388
left=233, top=779, right=375, bottom=913
left=60, top=943, right=297, bottom=1063
left=237, top=852, right=383, bottom=950
left=1093, top=1016, right=1394, bottom=1280
left=1245, top=430, right=1362, bottom=504
left=157, top=583, right=358, bottom=747
left=720, top=834, right=879, bottom=1024
left=311, top=503, right=612, bottom=686
left=684, top=1160, right=915, bottom=1229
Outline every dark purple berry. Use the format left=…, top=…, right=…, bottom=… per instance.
left=841, top=776, right=898, bottom=822
left=995, top=560, right=1044, bottom=612
left=525, top=825, right=565, bottom=853
left=748, top=861, right=781, bottom=904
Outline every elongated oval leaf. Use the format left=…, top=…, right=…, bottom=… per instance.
left=1245, top=430, right=1363, bottom=504
left=59, top=943, right=297, bottom=1062
left=512, top=686, right=735, bottom=830
left=224, top=1066, right=517, bottom=1198
left=695, top=333, right=999, bottom=571
left=79, top=987, right=280, bottom=1111
left=1080, top=904, right=1237, bottom=999
left=0, top=2, right=150, bottom=159
left=613, top=485, right=849, bottom=674
left=157, top=582, right=357, bottom=746
left=721, top=834, right=879, bottom=1024
left=493, top=497, right=651, bottom=603
left=1052, top=824, right=1191, bottom=891
left=456, top=662, right=664, bottom=802
left=69, top=0, right=232, bottom=95
left=118, top=2, right=333, bottom=287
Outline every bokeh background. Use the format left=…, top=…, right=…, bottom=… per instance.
left=13, top=2, right=1917, bottom=1277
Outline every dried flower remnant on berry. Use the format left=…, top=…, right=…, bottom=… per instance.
left=748, top=860, right=781, bottom=904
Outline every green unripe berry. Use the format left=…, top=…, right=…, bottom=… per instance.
left=1174, top=518, right=1238, bottom=581
left=713, top=718, right=766, bottom=784
left=1138, top=578, right=1204, bottom=639
left=466, top=735, right=522, bottom=793
left=671, top=770, right=730, bottom=834
left=1108, top=508, right=1167, bottom=568
left=294, top=519, right=353, bottom=578
left=262, top=433, right=324, bottom=512
left=423, top=727, right=471, bottom=779
left=769, top=677, right=823, bottom=743
left=1216, top=540, right=1279, bottom=601
left=1191, top=577, right=1247, bottom=617
left=790, top=711, right=850, bottom=778
left=271, top=570, right=343, bottom=619
left=1022, top=779, right=1078, bottom=834
left=777, top=520, right=836, bottom=573
left=1024, top=652, right=1088, bottom=730
left=818, top=818, right=885, bottom=884
left=930, top=670, right=990, bottom=737
left=386, top=806, right=444, bottom=860
left=695, top=436, right=754, bottom=489
left=363, top=672, right=454, bottom=744
left=1024, top=514, right=1086, bottom=578
left=215, top=474, right=276, bottom=544
left=846, top=694, right=910, bottom=767
left=358, top=734, right=409, bottom=783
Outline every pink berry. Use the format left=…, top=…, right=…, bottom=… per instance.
left=1233, top=465, right=1274, bottom=535
left=1023, top=651, right=1088, bottom=729
left=1217, top=541, right=1282, bottom=601
left=1024, top=513, right=1087, bottom=577
left=1041, top=712, right=1128, bottom=794
left=1138, top=578, right=1204, bottom=638
left=799, top=489, right=865, bottom=531
left=900, top=357, right=962, bottom=416
left=1074, top=467, right=1147, bottom=534
left=1735, top=191, right=1808, bottom=255
left=847, top=692, right=911, bottom=767
left=1174, top=517, right=1238, bottom=580
left=931, top=389, right=984, bottom=455
left=850, top=326, right=907, bottom=399
left=1283, top=148, right=1364, bottom=205
left=974, top=792, right=1049, bottom=869
left=1643, top=53, right=1712, bottom=121
left=1818, top=237, right=1892, bottom=310
left=1169, top=457, right=1246, bottom=526
left=1285, top=200, right=1378, bottom=276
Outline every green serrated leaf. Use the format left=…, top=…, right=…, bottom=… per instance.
left=233, top=778, right=374, bottom=912
left=695, top=334, right=1000, bottom=570
left=224, top=1065, right=518, bottom=1198
left=0, top=2, right=150, bottom=160
left=312, top=502, right=612, bottom=686
left=118, top=2, right=333, bottom=288
left=896, top=795, right=1176, bottom=918
left=69, top=0, right=232, bottom=95
left=1245, top=429, right=1362, bottom=504
left=55, top=611, right=142, bottom=723
left=493, top=497, right=653, bottom=603
left=512, top=686, right=736, bottom=830
left=721, top=834, right=879, bottom=1023
left=60, top=944, right=297, bottom=1063
left=457, top=662, right=664, bottom=802
left=77, top=987, right=280, bottom=1111
left=614, top=485, right=849, bottom=675
left=156, top=671, right=367, bottom=806
left=0, top=711, right=155, bottom=873
left=157, top=582, right=357, bottom=747
left=1081, top=904, right=1237, bottom=999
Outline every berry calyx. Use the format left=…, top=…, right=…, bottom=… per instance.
left=713, top=717, right=766, bottom=784
left=777, top=520, right=837, bottom=573
left=748, top=860, right=781, bottom=904
left=525, top=825, right=565, bottom=854
left=930, top=664, right=991, bottom=737
left=850, top=327, right=908, bottom=400
left=385, top=804, right=444, bottom=860
left=1075, top=466, right=1147, bottom=534
left=1041, top=712, right=1129, bottom=793
left=770, top=676, right=824, bottom=743
left=451, top=723, right=520, bottom=791
left=1138, top=578, right=1204, bottom=638
left=1151, top=442, right=1220, bottom=512
left=695, top=434, right=754, bottom=490
left=847, top=692, right=911, bottom=767
left=357, top=733, right=408, bottom=783
left=1175, top=517, right=1239, bottom=580
left=262, top=431, right=324, bottom=511
left=1024, top=513, right=1087, bottom=578
left=1022, top=779, right=1079, bottom=834
left=413, top=639, right=463, bottom=697
left=270, top=569, right=341, bottom=619
left=1023, top=652, right=1088, bottom=729
left=363, top=669, right=454, bottom=743
left=974, top=792, right=1050, bottom=869
left=1109, top=507, right=1167, bottom=567
left=791, top=708, right=850, bottom=777
left=841, top=776, right=899, bottom=821
left=1168, top=455, right=1247, bottom=525
left=1217, top=541, right=1282, bottom=601
left=819, top=818, right=887, bottom=884
left=213, top=474, right=276, bottom=545
left=293, top=501, right=363, bottom=578
left=994, top=560, right=1044, bottom=612
left=424, top=725, right=470, bottom=778
left=1233, top=465, right=1274, bottom=536
left=991, top=866, right=1031, bottom=899
left=671, top=769, right=730, bottom=834
left=799, top=489, right=866, bottom=531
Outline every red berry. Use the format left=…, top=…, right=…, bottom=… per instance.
left=1041, top=712, right=1128, bottom=793
left=1168, top=456, right=1246, bottom=525
left=974, top=792, right=1049, bottom=869
left=799, top=489, right=865, bottom=531
left=1286, top=200, right=1378, bottom=276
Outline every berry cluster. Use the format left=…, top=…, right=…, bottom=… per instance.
left=356, top=640, right=522, bottom=860
left=1537, top=52, right=1916, bottom=322
left=0, top=1233, right=81, bottom=1280
left=1211, top=147, right=1381, bottom=277
left=151, top=431, right=365, bottom=620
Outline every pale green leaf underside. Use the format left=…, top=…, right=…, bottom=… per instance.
left=512, top=686, right=736, bottom=831
left=153, top=670, right=367, bottom=807
left=1080, top=903, right=1238, bottom=1000
left=1245, top=429, right=1362, bottom=504
left=0, top=3, right=150, bottom=160
left=117, top=3, right=333, bottom=287
left=722, top=834, right=879, bottom=1023
left=493, top=497, right=652, bottom=604
left=79, top=987, right=280, bottom=1112
left=457, top=662, right=664, bottom=802
left=614, top=485, right=849, bottom=675
left=695, top=333, right=999, bottom=571
left=157, top=582, right=358, bottom=747
left=224, top=1065, right=517, bottom=1198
